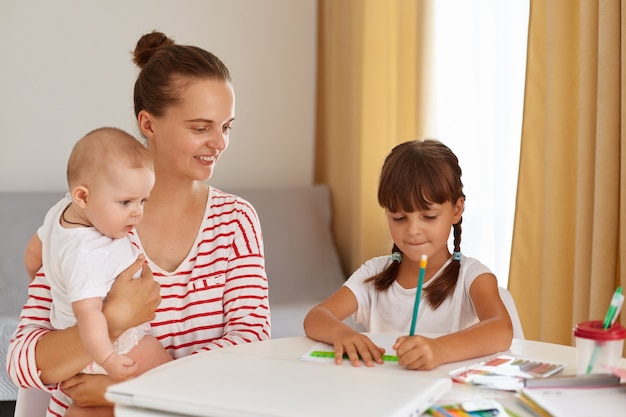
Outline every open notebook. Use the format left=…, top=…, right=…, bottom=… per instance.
left=106, top=349, right=452, bottom=417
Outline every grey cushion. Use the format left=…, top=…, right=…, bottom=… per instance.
left=0, top=192, right=64, bottom=316
left=228, top=185, right=348, bottom=338
left=230, top=185, right=345, bottom=304
left=0, top=192, right=64, bottom=401
left=0, top=316, right=19, bottom=400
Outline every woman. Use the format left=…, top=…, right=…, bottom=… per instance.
left=7, top=31, right=271, bottom=416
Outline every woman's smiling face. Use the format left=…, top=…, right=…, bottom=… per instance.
left=148, top=78, right=235, bottom=182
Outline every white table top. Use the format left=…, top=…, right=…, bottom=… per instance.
left=111, top=334, right=625, bottom=417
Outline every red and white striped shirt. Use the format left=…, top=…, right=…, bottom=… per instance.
left=6, top=187, right=271, bottom=416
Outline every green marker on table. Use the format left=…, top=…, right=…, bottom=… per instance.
left=602, top=287, right=623, bottom=328
left=309, top=350, right=399, bottom=362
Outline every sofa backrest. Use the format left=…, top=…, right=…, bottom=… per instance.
left=229, top=185, right=346, bottom=306
left=0, top=192, right=64, bottom=316
left=0, top=185, right=346, bottom=317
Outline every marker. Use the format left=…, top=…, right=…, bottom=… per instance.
left=409, top=254, right=428, bottom=336
left=586, top=287, right=624, bottom=374
left=603, top=287, right=623, bottom=328
left=308, top=350, right=398, bottom=362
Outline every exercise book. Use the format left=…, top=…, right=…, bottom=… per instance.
left=106, top=349, right=452, bottom=417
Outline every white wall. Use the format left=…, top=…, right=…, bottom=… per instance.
left=0, top=0, right=317, bottom=192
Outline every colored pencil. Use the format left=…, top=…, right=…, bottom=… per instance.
left=410, top=254, right=428, bottom=336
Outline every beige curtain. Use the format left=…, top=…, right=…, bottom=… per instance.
left=509, top=0, right=625, bottom=346
left=315, top=0, right=435, bottom=275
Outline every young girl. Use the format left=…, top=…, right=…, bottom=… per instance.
left=304, top=139, right=513, bottom=370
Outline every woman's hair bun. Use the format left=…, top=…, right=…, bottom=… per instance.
left=133, top=31, right=175, bottom=68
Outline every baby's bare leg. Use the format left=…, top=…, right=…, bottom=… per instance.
left=127, top=334, right=172, bottom=376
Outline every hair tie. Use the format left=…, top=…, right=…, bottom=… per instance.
left=453, top=252, right=462, bottom=261
left=391, top=252, right=402, bottom=263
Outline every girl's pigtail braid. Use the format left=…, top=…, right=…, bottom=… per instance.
left=425, top=217, right=463, bottom=309
left=365, top=244, right=402, bottom=291
left=453, top=217, right=462, bottom=260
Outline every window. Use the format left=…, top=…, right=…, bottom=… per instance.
left=434, top=1, right=530, bottom=287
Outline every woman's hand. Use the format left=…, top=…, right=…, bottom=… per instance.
left=103, top=255, right=161, bottom=340
left=393, top=335, right=443, bottom=370
left=332, top=329, right=385, bottom=367
left=61, top=374, right=114, bottom=408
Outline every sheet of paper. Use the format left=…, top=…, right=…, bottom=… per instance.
left=520, top=385, right=626, bottom=417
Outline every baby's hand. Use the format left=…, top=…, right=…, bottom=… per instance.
left=393, top=335, right=442, bottom=370
left=332, top=329, right=385, bottom=367
left=102, top=353, right=138, bottom=380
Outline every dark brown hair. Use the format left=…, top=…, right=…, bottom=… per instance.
left=132, top=31, right=231, bottom=119
left=366, top=139, right=465, bottom=309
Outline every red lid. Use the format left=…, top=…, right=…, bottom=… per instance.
left=573, top=320, right=626, bottom=341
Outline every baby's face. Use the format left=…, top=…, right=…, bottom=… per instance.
left=84, top=166, right=155, bottom=239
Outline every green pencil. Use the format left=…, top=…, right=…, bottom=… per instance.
left=410, top=254, right=428, bottom=336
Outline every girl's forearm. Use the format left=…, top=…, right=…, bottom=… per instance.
left=303, top=307, right=354, bottom=345
left=437, top=318, right=513, bottom=363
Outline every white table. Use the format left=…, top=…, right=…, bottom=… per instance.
left=110, top=335, right=623, bottom=417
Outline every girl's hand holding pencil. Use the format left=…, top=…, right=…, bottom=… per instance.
left=394, top=334, right=444, bottom=371
left=394, top=254, right=444, bottom=370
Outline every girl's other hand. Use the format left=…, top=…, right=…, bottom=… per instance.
left=332, top=329, right=385, bottom=367
left=393, top=335, right=442, bottom=370
left=103, top=255, right=161, bottom=339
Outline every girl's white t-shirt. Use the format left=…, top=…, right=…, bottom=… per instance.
left=344, top=254, right=492, bottom=333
